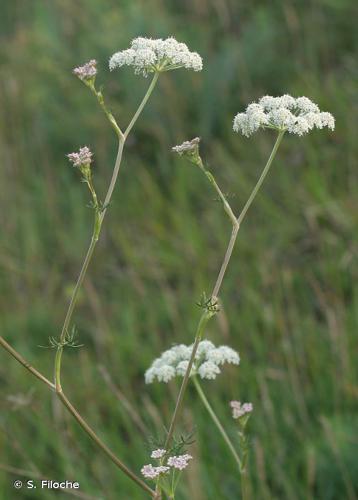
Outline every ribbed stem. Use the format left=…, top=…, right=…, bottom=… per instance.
left=0, top=73, right=160, bottom=498
left=193, top=377, right=241, bottom=469
left=55, top=72, right=159, bottom=391
left=164, top=311, right=212, bottom=449
left=0, top=336, right=54, bottom=389
left=164, top=131, right=285, bottom=452
left=57, top=391, right=155, bottom=496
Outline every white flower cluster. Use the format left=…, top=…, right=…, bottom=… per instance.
left=233, top=95, right=335, bottom=137
left=145, top=340, right=240, bottom=384
left=109, top=37, right=202, bottom=76
left=141, top=451, right=193, bottom=480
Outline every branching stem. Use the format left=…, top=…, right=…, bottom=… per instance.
left=164, top=130, right=285, bottom=453
left=0, top=336, right=54, bottom=390
left=1, top=72, right=160, bottom=498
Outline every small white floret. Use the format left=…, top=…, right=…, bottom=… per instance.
left=198, top=361, right=221, bottom=380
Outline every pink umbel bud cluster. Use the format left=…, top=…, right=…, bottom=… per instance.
left=67, top=146, right=93, bottom=167
left=150, top=449, right=166, bottom=459
left=141, top=464, right=170, bottom=479
left=230, top=401, right=253, bottom=419
left=73, top=60, right=97, bottom=81
left=167, top=454, right=192, bottom=470
left=141, top=451, right=193, bottom=480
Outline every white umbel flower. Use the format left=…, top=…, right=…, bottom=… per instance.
left=176, top=360, right=190, bottom=376
left=145, top=340, right=240, bottom=383
left=109, top=36, right=203, bottom=76
left=198, top=361, right=221, bottom=380
left=233, top=95, right=335, bottom=137
left=207, top=346, right=240, bottom=365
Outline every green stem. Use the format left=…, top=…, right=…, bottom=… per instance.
left=198, top=159, right=237, bottom=226
left=193, top=377, right=241, bottom=469
left=212, top=222, right=239, bottom=298
left=0, top=336, right=54, bottom=390
left=164, top=310, right=213, bottom=449
left=164, top=131, right=285, bottom=451
left=54, top=233, right=98, bottom=391
left=54, top=72, right=159, bottom=392
left=51, top=73, right=160, bottom=496
left=91, top=85, right=124, bottom=139
left=237, top=130, right=285, bottom=227
left=240, top=469, right=250, bottom=500
left=1, top=72, right=160, bottom=498
left=124, top=72, right=159, bottom=139
left=57, top=391, right=155, bottom=497
left=0, top=339, right=155, bottom=497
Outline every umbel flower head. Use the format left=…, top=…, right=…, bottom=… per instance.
left=141, top=464, right=170, bottom=480
left=145, top=340, right=240, bottom=384
left=141, top=451, right=193, bottom=480
left=73, top=60, right=97, bottom=82
left=233, top=95, right=335, bottom=137
left=67, top=146, right=93, bottom=167
left=109, top=37, right=202, bottom=76
left=230, top=401, right=253, bottom=419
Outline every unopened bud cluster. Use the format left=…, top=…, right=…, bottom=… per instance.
left=230, top=401, right=253, bottom=419
left=67, top=146, right=93, bottom=172
left=73, top=60, right=97, bottom=82
left=141, top=449, right=193, bottom=480
left=172, top=137, right=201, bottom=165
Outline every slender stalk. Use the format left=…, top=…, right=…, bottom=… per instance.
left=0, top=336, right=54, bottom=390
left=54, top=233, right=99, bottom=391
left=193, top=377, right=241, bottom=469
left=51, top=73, right=158, bottom=496
left=100, top=139, right=125, bottom=222
left=240, top=469, right=250, bottom=500
left=57, top=391, right=155, bottom=497
left=164, top=311, right=212, bottom=449
left=0, top=338, right=155, bottom=497
left=212, top=222, right=239, bottom=298
left=164, top=131, right=285, bottom=452
left=55, top=72, right=159, bottom=391
left=124, top=72, right=159, bottom=139
left=2, top=72, right=159, bottom=498
left=198, top=159, right=237, bottom=226
left=237, top=130, right=285, bottom=226
left=90, top=85, right=124, bottom=140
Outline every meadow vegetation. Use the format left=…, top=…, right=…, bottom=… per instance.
left=0, top=1, right=357, bottom=499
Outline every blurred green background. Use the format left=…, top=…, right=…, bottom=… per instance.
left=0, top=1, right=357, bottom=499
